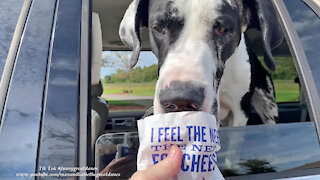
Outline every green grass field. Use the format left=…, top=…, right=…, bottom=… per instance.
left=273, top=80, right=299, bottom=102
left=107, top=100, right=139, bottom=106
left=103, top=81, right=156, bottom=96
left=103, top=80, right=299, bottom=103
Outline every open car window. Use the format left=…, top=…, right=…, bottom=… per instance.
left=284, top=0, right=320, bottom=97
left=101, top=51, right=157, bottom=112
left=91, top=0, right=320, bottom=179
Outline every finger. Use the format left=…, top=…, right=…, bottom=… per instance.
left=130, top=145, right=182, bottom=180
left=103, top=155, right=135, bottom=171
left=114, top=155, right=136, bottom=164
left=106, top=156, right=137, bottom=173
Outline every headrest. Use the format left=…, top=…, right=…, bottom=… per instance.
left=92, top=12, right=103, bottom=85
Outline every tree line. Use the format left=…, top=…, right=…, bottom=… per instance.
left=104, top=64, right=158, bottom=83
left=103, top=55, right=297, bottom=84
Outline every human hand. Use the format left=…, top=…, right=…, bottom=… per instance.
left=100, top=155, right=136, bottom=179
left=130, top=145, right=182, bottom=180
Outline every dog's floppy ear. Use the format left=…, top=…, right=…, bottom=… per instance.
left=119, top=0, right=149, bottom=68
left=245, top=0, right=284, bottom=71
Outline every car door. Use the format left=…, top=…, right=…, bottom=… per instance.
left=0, top=0, right=91, bottom=179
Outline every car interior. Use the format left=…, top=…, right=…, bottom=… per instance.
left=90, top=0, right=319, bottom=179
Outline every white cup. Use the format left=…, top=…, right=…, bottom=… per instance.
left=137, top=111, right=225, bottom=180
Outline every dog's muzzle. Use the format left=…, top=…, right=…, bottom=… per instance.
left=158, top=81, right=205, bottom=113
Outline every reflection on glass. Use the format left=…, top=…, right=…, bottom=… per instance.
left=218, top=122, right=320, bottom=176
left=0, top=0, right=25, bottom=79
left=96, top=123, right=320, bottom=178
left=284, top=0, right=320, bottom=96
left=38, top=117, right=76, bottom=168
left=0, top=0, right=56, bottom=177
left=96, top=133, right=139, bottom=179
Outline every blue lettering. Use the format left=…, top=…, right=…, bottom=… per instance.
left=191, top=154, right=201, bottom=172
left=201, top=155, right=208, bottom=172
left=151, top=128, right=154, bottom=142
left=161, top=153, right=168, bottom=160
left=178, top=127, right=183, bottom=142
left=151, top=145, right=161, bottom=151
left=171, top=127, right=176, bottom=141
left=164, top=127, right=170, bottom=142
left=208, top=154, right=213, bottom=171
left=152, top=154, right=159, bottom=164
left=205, top=145, right=214, bottom=152
left=192, top=144, right=203, bottom=152
left=163, top=144, right=172, bottom=150
left=187, top=126, right=193, bottom=141
left=181, top=153, right=190, bottom=171
left=202, top=126, right=207, bottom=142
left=209, top=128, right=216, bottom=143
left=158, top=127, right=163, bottom=142
left=194, top=126, right=201, bottom=142
left=210, top=153, right=218, bottom=166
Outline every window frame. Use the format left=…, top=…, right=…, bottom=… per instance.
left=272, top=0, right=320, bottom=140
left=0, top=0, right=57, bottom=177
left=79, top=0, right=92, bottom=174
left=36, top=0, right=84, bottom=177
left=303, top=0, right=320, bottom=17
left=0, top=0, right=32, bottom=127
left=223, top=0, right=320, bottom=179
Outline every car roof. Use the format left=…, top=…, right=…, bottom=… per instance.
left=93, top=0, right=290, bottom=56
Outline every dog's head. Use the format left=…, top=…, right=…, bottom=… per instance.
left=119, top=0, right=283, bottom=115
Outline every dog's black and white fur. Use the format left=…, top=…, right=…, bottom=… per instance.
left=119, top=0, right=283, bottom=127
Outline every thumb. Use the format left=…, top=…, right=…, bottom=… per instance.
left=130, top=145, right=183, bottom=180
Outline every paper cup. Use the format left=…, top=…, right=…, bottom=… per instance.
left=137, top=111, right=225, bottom=180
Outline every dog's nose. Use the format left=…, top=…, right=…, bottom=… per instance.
left=159, top=81, right=205, bottom=113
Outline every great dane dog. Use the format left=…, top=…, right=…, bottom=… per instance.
left=119, top=0, right=283, bottom=127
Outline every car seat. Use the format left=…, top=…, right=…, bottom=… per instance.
left=91, top=12, right=108, bottom=154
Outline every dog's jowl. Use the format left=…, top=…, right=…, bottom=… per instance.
left=119, top=0, right=283, bottom=126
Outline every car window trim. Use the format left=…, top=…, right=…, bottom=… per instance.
left=225, top=167, right=320, bottom=180
left=79, top=0, right=92, bottom=176
left=272, top=0, right=320, bottom=139
left=0, top=0, right=32, bottom=126
left=313, top=0, right=320, bottom=7
left=36, top=0, right=82, bottom=175
left=0, top=0, right=57, bottom=176
left=303, top=0, right=320, bottom=17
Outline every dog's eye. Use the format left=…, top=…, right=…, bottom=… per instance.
left=153, top=25, right=166, bottom=35
left=213, top=23, right=228, bottom=36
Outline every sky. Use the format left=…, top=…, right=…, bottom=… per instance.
left=100, top=51, right=158, bottom=78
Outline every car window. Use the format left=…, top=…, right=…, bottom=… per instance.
left=101, top=53, right=300, bottom=111
left=261, top=56, right=299, bottom=103
left=93, top=0, right=320, bottom=179
left=99, top=43, right=317, bottom=178
left=101, top=51, right=157, bottom=112
left=0, top=0, right=25, bottom=80
left=216, top=1, right=320, bottom=177
left=284, top=0, right=320, bottom=98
